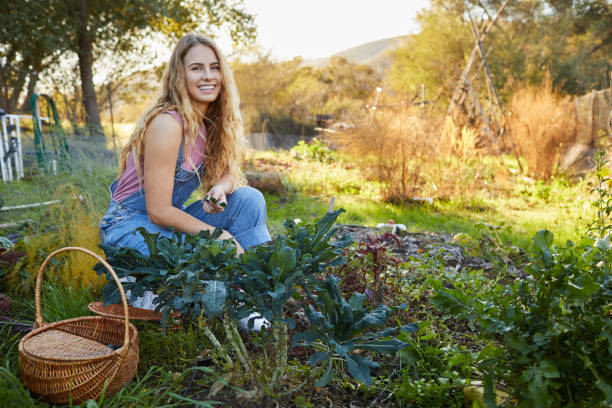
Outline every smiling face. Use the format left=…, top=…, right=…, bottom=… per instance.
left=183, top=43, right=223, bottom=113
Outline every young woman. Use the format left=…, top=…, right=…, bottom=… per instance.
left=99, top=33, right=271, bottom=309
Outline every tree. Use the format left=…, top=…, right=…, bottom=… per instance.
left=0, top=0, right=67, bottom=114
left=1, top=0, right=256, bottom=143
left=385, top=7, right=473, bottom=104
left=436, top=0, right=611, bottom=95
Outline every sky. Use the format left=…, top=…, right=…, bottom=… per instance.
left=227, top=0, right=431, bottom=60
left=91, top=0, right=431, bottom=85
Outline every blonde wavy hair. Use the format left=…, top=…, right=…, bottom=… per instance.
left=118, top=33, right=246, bottom=193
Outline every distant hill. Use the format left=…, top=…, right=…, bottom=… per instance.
left=306, top=35, right=409, bottom=74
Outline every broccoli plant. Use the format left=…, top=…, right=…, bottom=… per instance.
left=294, top=275, right=414, bottom=386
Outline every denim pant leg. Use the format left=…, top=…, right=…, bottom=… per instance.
left=101, top=211, right=173, bottom=257
left=184, top=186, right=271, bottom=248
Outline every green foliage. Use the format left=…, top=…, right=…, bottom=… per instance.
left=385, top=7, right=472, bottom=103
left=98, top=209, right=357, bottom=393
left=430, top=229, right=612, bottom=407
left=0, top=363, right=36, bottom=408
left=233, top=55, right=378, bottom=134
left=86, top=366, right=223, bottom=408
left=291, top=139, right=335, bottom=163
left=393, top=321, right=469, bottom=408
left=294, top=275, right=414, bottom=387
left=96, top=227, right=238, bottom=328
left=0, top=327, right=34, bottom=408
left=588, top=150, right=612, bottom=238
left=20, top=280, right=95, bottom=323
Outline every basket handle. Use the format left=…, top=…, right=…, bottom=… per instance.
left=35, top=246, right=131, bottom=356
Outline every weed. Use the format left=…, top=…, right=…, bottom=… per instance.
left=335, top=233, right=403, bottom=306
left=291, top=139, right=334, bottom=163
left=393, top=321, right=469, bottom=408
left=19, top=280, right=95, bottom=324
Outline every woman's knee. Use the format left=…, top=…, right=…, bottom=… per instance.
left=229, top=186, right=267, bottom=218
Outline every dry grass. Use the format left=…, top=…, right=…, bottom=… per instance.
left=506, top=82, right=576, bottom=179
left=425, top=117, right=496, bottom=198
left=335, top=107, right=437, bottom=202
left=334, top=107, right=496, bottom=201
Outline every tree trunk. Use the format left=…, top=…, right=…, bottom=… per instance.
left=76, top=0, right=105, bottom=142
left=9, top=68, right=29, bottom=114
left=19, top=72, right=38, bottom=114
left=0, top=48, right=15, bottom=113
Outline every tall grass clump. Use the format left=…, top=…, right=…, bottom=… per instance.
left=425, top=117, right=498, bottom=198
left=507, top=81, right=575, bottom=179
left=4, top=145, right=115, bottom=295
left=7, top=183, right=105, bottom=294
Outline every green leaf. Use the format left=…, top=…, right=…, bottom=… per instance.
left=595, top=379, right=612, bottom=403
left=354, top=339, right=407, bottom=354
left=353, top=305, right=391, bottom=333
left=533, top=229, right=553, bottom=250
left=539, top=361, right=560, bottom=379
left=567, top=274, right=600, bottom=300
left=483, top=370, right=497, bottom=408
left=533, top=230, right=554, bottom=264
left=346, top=354, right=375, bottom=386
left=309, top=351, right=332, bottom=366
left=270, top=245, right=296, bottom=276
left=201, top=280, right=226, bottom=317
left=315, top=360, right=334, bottom=387
left=348, top=292, right=367, bottom=310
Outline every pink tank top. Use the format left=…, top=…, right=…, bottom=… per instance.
left=112, top=111, right=206, bottom=202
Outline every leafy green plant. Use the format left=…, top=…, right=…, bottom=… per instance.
left=588, top=149, right=612, bottom=238
left=294, top=275, right=413, bottom=387
left=85, top=366, right=225, bottom=408
left=430, top=229, right=612, bottom=408
left=19, top=280, right=95, bottom=323
left=393, top=321, right=469, bottom=408
left=97, top=227, right=238, bottom=325
left=97, top=209, right=355, bottom=396
left=291, top=139, right=334, bottom=163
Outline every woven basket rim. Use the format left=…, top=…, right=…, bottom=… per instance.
left=88, top=301, right=180, bottom=321
left=18, top=315, right=138, bottom=363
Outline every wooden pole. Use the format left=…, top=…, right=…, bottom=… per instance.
left=463, top=0, right=506, bottom=116
left=447, top=0, right=512, bottom=116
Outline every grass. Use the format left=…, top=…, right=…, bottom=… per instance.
left=0, top=137, right=603, bottom=407
left=248, top=149, right=594, bottom=250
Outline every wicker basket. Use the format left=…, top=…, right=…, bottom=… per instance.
left=18, top=247, right=139, bottom=404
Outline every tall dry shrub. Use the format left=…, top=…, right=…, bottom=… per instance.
left=335, top=107, right=436, bottom=202
left=507, top=82, right=575, bottom=179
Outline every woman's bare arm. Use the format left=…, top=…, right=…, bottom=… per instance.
left=143, top=114, right=241, bottom=251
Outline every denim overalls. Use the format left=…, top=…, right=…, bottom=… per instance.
left=100, top=136, right=271, bottom=256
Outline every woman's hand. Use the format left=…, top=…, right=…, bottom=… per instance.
left=203, top=185, right=227, bottom=214
left=218, top=229, right=244, bottom=255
